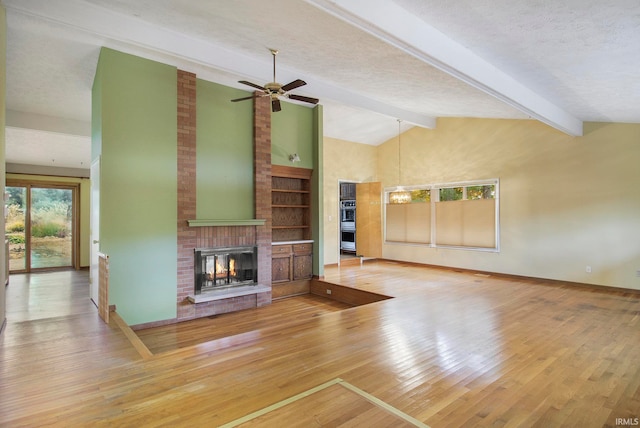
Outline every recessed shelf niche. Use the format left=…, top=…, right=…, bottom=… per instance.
left=271, top=165, right=312, bottom=242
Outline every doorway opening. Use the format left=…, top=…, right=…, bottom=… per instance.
left=337, top=181, right=383, bottom=265
left=5, top=181, right=79, bottom=272
left=338, top=181, right=357, bottom=262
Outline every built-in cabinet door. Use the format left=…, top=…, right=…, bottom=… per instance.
left=272, top=256, right=291, bottom=282
left=293, top=254, right=312, bottom=280
left=356, top=182, right=382, bottom=258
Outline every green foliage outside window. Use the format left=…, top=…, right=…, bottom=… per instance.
left=467, top=185, right=495, bottom=199
left=7, top=235, right=25, bottom=245
left=392, top=184, right=495, bottom=203
left=6, top=186, right=25, bottom=208
left=439, top=187, right=463, bottom=201
left=410, top=189, right=430, bottom=203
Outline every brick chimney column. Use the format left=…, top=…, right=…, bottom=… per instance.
left=253, top=94, right=272, bottom=292
left=176, top=70, right=197, bottom=320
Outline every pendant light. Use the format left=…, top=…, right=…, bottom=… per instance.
left=389, top=119, right=411, bottom=204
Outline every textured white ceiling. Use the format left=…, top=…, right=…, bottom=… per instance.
left=3, top=0, right=639, bottom=169
left=5, top=127, right=91, bottom=169
left=394, top=0, right=640, bottom=122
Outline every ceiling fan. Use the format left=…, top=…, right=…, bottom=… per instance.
left=231, top=49, right=319, bottom=112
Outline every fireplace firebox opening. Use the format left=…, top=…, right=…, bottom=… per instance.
left=194, top=246, right=258, bottom=294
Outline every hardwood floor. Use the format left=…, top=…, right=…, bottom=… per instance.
left=3, top=270, right=97, bottom=322
left=1, top=262, right=639, bottom=427
left=137, top=295, right=352, bottom=354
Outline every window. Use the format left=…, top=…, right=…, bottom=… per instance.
left=410, top=189, right=430, bottom=202
left=467, top=185, right=495, bottom=200
left=386, top=197, right=431, bottom=244
left=439, top=187, right=463, bottom=201
left=385, top=179, right=499, bottom=251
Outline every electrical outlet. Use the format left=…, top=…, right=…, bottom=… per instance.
left=326, top=289, right=332, bottom=295
left=586, top=266, right=592, bottom=273
left=636, top=270, right=640, bottom=278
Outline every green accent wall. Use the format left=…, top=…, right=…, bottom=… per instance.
left=93, top=48, right=177, bottom=325
left=271, top=103, right=315, bottom=168
left=311, top=105, right=324, bottom=276
left=196, top=80, right=254, bottom=219
left=90, top=48, right=326, bottom=324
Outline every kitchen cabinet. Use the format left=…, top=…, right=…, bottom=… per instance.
left=340, top=182, right=356, bottom=200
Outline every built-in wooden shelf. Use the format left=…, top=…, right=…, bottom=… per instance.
left=187, top=219, right=266, bottom=227
left=271, top=165, right=312, bottom=242
left=270, top=165, right=314, bottom=299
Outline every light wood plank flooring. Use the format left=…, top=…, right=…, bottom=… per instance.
left=1, top=262, right=639, bottom=427
left=137, top=295, right=352, bottom=354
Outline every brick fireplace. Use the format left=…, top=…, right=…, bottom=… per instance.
left=194, top=246, right=258, bottom=293
left=175, top=70, right=272, bottom=321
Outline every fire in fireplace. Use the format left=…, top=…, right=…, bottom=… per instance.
left=194, top=246, right=258, bottom=294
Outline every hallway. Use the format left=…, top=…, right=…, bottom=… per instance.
left=4, top=270, right=95, bottom=322
left=0, top=270, right=141, bottom=426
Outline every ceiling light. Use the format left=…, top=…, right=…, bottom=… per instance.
left=389, top=119, right=411, bottom=204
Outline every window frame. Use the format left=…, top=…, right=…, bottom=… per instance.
left=384, top=178, right=500, bottom=252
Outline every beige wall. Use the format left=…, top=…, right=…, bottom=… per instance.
left=322, top=137, right=378, bottom=265
left=375, top=118, right=640, bottom=290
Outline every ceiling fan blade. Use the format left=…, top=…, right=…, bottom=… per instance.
left=272, top=98, right=282, bottom=112
left=281, top=79, right=307, bottom=92
left=288, top=94, right=319, bottom=105
left=238, top=80, right=266, bottom=91
left=231, top=95, right=256, bottom=102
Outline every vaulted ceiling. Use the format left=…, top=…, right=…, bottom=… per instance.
left=4, top=0, right=640, bottom=169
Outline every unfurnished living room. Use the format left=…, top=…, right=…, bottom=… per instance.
left=1, top=1, right=639, bottom=427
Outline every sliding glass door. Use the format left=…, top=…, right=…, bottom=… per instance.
left=5, top=186, right=27, bottom=271
left=5, top=182, right=78, bottom=272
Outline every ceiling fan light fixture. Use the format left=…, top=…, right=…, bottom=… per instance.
left=231, top=49, right=319, bottom=112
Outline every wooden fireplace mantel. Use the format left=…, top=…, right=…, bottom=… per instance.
left=187, top=219, right=266, bottom=227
